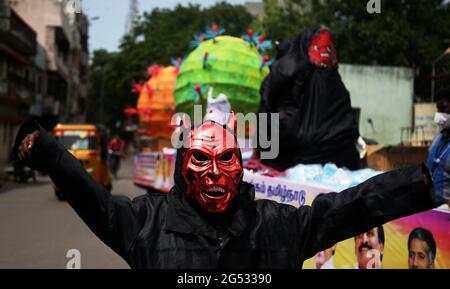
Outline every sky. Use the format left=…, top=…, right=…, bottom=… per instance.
left=82, top=0, right=251, bottom=54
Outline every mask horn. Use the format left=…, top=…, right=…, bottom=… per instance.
left=226, top=111, right=237, bottom=134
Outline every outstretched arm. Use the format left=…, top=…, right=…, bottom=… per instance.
left=13, top=120, right=145, bottom=259
left=297, top=165, right=437, bottom=261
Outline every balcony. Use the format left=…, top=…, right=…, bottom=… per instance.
left=0, top=10, right=36, bottom=56
left=8, top=72, right=35, bottom=94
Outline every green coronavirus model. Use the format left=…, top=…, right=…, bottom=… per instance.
left=175, top=31, right=271, bottom=119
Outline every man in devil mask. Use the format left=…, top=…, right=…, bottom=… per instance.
left=257, top=28, right=360, bottom=171
left=13, top=114, right=444, bottom=269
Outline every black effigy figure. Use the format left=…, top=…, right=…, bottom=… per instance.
left=258, top=28, right=360, bottom=171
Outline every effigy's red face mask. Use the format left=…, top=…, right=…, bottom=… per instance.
left=181, top=115, right=243, bottom=213
left=308, top=29, right=337, bottom=69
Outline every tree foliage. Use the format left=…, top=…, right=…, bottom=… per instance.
left=261, top=0, right=450, bottom=98
left=262, top=0, right=450, bottom=67
left=88, top=0, right=450, bottom=131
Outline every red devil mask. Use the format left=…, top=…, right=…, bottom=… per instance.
left=308, top=28, right=337, bottom=69
left=181, top=113, right=243, bottom=213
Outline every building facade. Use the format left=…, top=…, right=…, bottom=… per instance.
left=11, top=0, right=89, bottom=126
left=0, top=0, right=38, bottom=164
left=0, top=0, right=89, bottom=166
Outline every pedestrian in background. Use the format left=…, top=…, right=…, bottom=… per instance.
left=428, top=87, right=450, bottom=208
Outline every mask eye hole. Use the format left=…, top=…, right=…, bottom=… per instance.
left=192, top=152, right=209, bottom=162
left=220, top=151, right=233, bottom=162
left=314, top=45, right=320, bottom=51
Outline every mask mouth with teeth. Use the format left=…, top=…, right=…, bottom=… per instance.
left=308, top=28, right=337, bottom=69
left=181, top=113, right=243, bottom=213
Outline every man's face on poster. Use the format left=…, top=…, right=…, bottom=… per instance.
left=408, top=238, right=434, bottom=269
left=355, top=228, right=384, bottom=269
left=315, top=245, right=335, bottom=269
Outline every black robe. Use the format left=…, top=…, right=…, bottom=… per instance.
left=258, top=28, right=360, bottom=171
left=12, top=120, right=435, bottom=269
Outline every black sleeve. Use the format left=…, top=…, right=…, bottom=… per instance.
left=12, top=120, right=145, bottom=258
left=296, top=164, right=436, bottom=261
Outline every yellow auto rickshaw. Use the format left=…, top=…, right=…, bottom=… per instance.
left=52, top=124, right=112, bottom=199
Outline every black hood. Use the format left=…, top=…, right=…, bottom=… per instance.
left=268, top=28, right=317, bottom=93
left=290, top=27, right=316, bottom=60
left=275, top=37, right=295, bottom=60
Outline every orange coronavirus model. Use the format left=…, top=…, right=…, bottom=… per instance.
left=136, top=65, right=178, bottom=139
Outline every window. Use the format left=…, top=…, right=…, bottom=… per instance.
left=56, top=135, right=97, bottom=150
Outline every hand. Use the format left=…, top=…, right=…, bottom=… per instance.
left=17, top=131, right=40, bottom=161
left=366, top=249, right=382, bottom=269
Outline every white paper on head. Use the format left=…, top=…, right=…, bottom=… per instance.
left=204, top=87, right=232, bottom=125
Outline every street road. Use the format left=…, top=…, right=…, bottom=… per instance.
left=0, top=157, right=146, bottom=269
